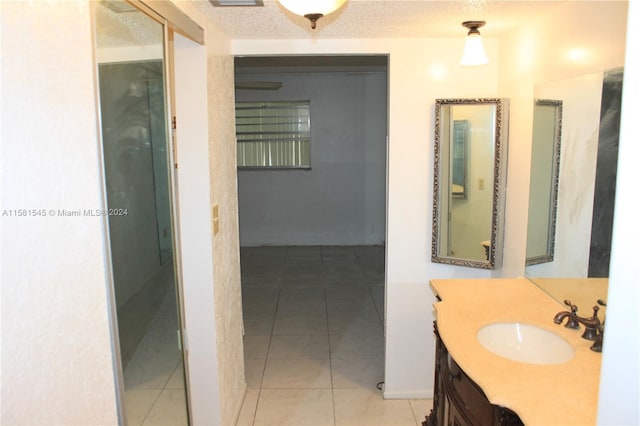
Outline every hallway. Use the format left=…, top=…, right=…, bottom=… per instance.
left=236, top=246, right=432, bottom=426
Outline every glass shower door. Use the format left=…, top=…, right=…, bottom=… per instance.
left=94, top=1, right=188, bottom=424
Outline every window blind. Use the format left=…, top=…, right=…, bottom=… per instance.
left=236, top=101, right=311, bottom=169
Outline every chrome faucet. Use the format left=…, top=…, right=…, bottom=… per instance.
left=553, top=299, right=601, bottom=341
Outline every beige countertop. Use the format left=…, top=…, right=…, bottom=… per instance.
left=531, top=277, right=608, bottom=318
left=431, top=278, right=602, bottom=426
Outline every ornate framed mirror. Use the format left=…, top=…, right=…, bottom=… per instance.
left=526, top=99, right=563, bottom=266
left=431, top=98, right=509, bottom=269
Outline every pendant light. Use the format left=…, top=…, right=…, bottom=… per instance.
left=460, top=21, right=488, bottom=66
left=277, top=0, right=348, bottom=29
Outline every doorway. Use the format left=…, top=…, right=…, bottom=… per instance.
left=234, top=55, right=394, bottom=423
left=94, top=2, right=188, bottom=424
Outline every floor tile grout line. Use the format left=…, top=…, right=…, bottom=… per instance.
left=234, top=386, right=258, bottom=426
left=138, top=387, right=164, bottom=426
left=250, top=387, right=261, bottom=426
left=123, top=265, right=187, bottom=425
left=239, top=246, right=392, bottom=426
left=324, top=286, right=338, bottom=426
left=408, top=399, right=423, bottom=426
left=368, top=286, right=385, bottom=328
left=250, top=282, right=282, bottom=425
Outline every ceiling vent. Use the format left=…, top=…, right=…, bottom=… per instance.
left=209, top=0, right=264, bottom=6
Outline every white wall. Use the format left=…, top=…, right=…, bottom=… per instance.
left=232, top=37, right=500, bottom=398
left=173, top=33, right=222, bottom=426
left=1, top=2, right=119, bottom=423
left=236, top=71, right=387, bottom=246
left=598, top=1, right=639, bottom=423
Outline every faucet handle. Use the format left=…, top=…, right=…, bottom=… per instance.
left=564, top=299, right=578, bottom=313
left=590, top=324, right=604, bottom=352
left=563, top=300, right=580, bottom=329
left=597, top=299, right=606, bottom=325
left=578, top=305, right=602, bottom=341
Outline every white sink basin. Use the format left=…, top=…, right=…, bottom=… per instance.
left=477, top=322, right=574, bottom=365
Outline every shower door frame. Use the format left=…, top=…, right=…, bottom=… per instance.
left=92, top=1, right=202, bottom=423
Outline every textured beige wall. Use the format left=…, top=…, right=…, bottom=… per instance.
left=173, top=2, right=246, bottom=424
left=208, top=52, right=246, bottom=426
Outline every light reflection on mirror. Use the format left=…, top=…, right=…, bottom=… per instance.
left=525, top=68, right=623, bottom=313
left=432, top=98, right=509, bottom=270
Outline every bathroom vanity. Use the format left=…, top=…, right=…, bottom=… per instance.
left=424, top=278, right=602, bottom=426
left=424, top=323, right=523, bottom=426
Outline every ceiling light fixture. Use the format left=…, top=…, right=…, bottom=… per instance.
left=277, top=0, right=348, bottom=29
left=460, top=21, right=488, bottom=66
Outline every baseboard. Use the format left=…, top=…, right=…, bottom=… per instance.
left=383, top=389, right=434, bottom=399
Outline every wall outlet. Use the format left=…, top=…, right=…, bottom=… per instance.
left=478, top=178, right=485, bottom=190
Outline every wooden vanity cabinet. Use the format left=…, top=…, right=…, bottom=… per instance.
left=423, top=322, right=524, bottom=426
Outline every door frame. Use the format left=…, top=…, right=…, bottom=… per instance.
left=92, top=1, right=203, bottom=423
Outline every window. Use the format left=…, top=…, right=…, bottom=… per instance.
left=236, top=101, right=311, bottom=169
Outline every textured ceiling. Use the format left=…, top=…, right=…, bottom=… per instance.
left=190, top=0, right=570, bottom=39
left=96, top=2, right=163, bottom=48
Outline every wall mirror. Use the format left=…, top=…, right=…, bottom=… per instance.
left=525, top=68, right=623, bottom=312
left=432, top=98, right=509, bottom=269
left=526, top=99, right=563, bottom=266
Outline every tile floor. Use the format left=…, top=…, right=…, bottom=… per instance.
left=122, top=279, right=189, bottom=425
left=236, top=245, right=432, bottom=426
left=118, top=245, right=432, bottom=425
